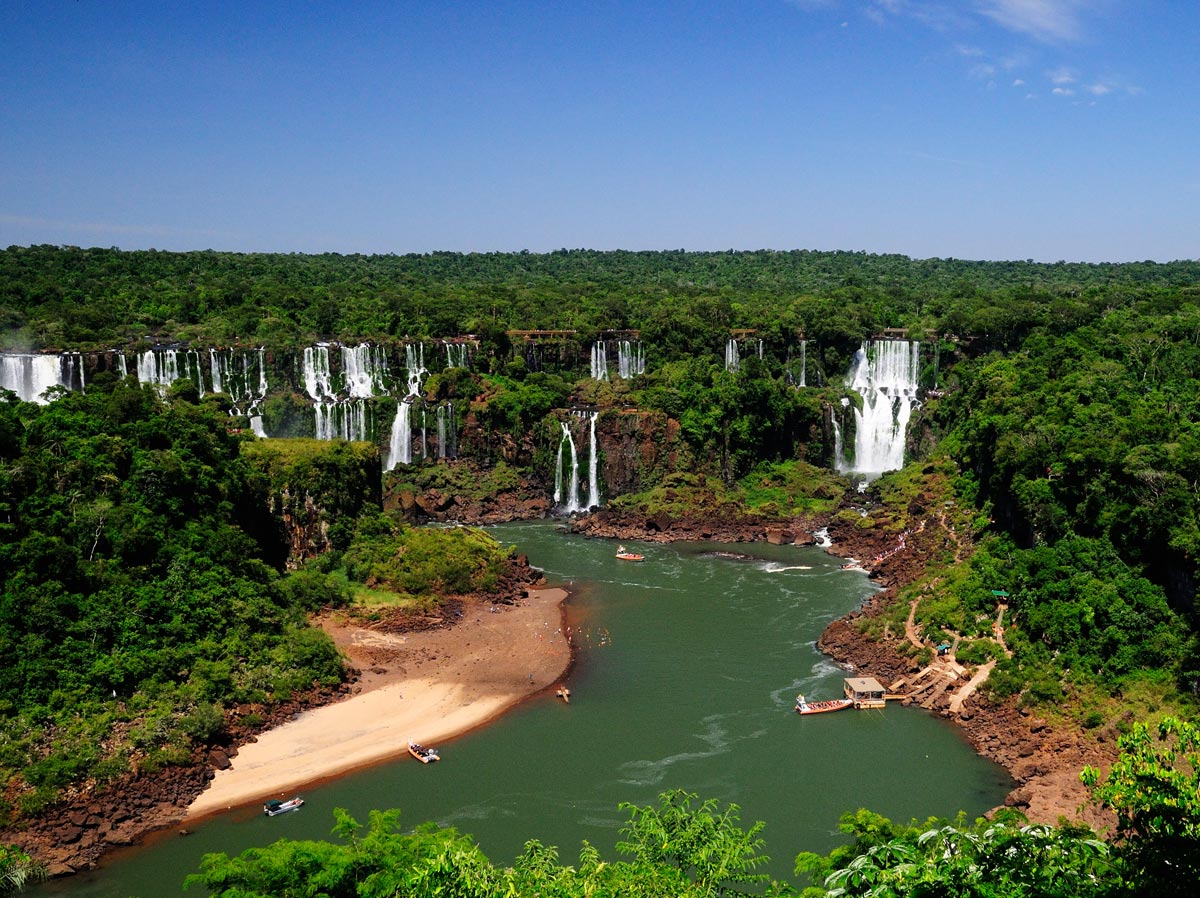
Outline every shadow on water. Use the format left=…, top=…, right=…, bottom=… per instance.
left=43, top=522, right=1012, bottom=896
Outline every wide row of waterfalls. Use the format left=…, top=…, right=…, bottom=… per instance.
left=3, top=338, right=925, bottom=497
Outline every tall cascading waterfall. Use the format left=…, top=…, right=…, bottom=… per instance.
left=554, top=420, right=583, bottom=513
left=757, top=338, right=764, bottom=360
left=436, top=404, right=447, bottom=459
left=116, top=352, right=129, bottom=380
left=799, top=340, right=807, bottom=387
left=617, top=340, right=645, bottom=378
left=303, top=343, right=372, bottom=443
left=303, top=345, right=333, bottom=400
left=385, top=344, right=429, bottom=470
left=590, top=342, right=609, bottom=381
left=725, top=339, right=740, bottom=373
left=585, top=411, right=601, bottom=509
left=342, top=343, right=390, bottom=398
left=837, top=340, right=921, bottom=479
left=386, top=400, right=412, bottom=469
left=0, top=353, right=66, bottom=404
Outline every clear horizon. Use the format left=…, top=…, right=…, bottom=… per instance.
left=2, top=1, right=1196, bottom=264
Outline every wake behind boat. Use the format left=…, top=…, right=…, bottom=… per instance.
left=408, top=741, right=440, bottom=763
left=616, top=545, right=644, bottom=562
left=795, top=694, right=853, bottom=715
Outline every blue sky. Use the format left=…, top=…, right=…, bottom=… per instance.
left=1, top=1, right=1195, bottom=261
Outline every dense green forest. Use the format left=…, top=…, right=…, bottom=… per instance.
left=3, top=246, right=1200, bottom=890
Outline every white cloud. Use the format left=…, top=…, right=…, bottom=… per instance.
left=1047, top=66, right=1076, bottom=85
left=1051, top=86, right=1073, bottom=96
left=1013, top=78, right=1025, bottom=86
left=975, top=0, right=1088, bottom=42
left=1088, top=82, right=1113, bottom=96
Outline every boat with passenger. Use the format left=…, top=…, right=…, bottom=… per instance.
left=264, top=797, right=304, bottom=816
left=408, top=741, right=440, bottom=763
left=615, top=545, right=645, bottom=562
left=795, top=694, right=853, bottom=715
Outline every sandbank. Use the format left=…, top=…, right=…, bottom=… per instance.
left=186, top=587, right=571, bottom=820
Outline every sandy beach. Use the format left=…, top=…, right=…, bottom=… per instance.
left=186, top=587, right=571, bottom=820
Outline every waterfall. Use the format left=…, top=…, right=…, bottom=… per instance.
left=383, top=345, right=429, bottom=466
left=586, top=411, right=601, bottom=509
left=116, top=352, right=129, bottom=380
left=444, top=341, right=469, bottom=370
left=316, top=399, right=368, bottom=442
left=799, top=340, right=807, bottom=387
left=757, top=338, right=764, bottom=360
left=591, top=342, right=609, bottom=381
left=249, top=415, right=267, bottom=437
left=63, top=353, right=85, bottom=392
left=617, top=340, right=644, bottom=378
left=555, top=421, right=583, bottom=513
left=838, top=340, right=921, bottom=479
left=342, top=343, right=388, bottom=398
left=0, top=354, right=65, bottom=404
left=303, top=345, right=333, bottom=400
left=725, top=339, right=740, bottom=373
left=435, top=402, right=456, bottom=460
left=136, top=349, right=172, bottom=395
left=385, top=400, right=412, bottom=470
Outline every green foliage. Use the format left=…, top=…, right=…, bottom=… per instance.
left=0, top=844, right=46, bottom=896
left=336, top=514, right=515, bottom=604
left=1083, top=715, right=1200, bottom=896
left=188, top=792, right=782, bottom=898
left=0, top=384, right=346, bottom=816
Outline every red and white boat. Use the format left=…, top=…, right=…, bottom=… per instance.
left=615, top=545, right=644, bottom=562
left=795, top=694, right=853, bottom=715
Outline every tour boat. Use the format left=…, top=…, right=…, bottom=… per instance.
left=615, top=545, right=645, bottom=562
left=794, top=694, right=854, bottom=715
left=264, top=797, right=304, bottom=816
left=408, top=741, right=440, bottom=763
left=556, top=686, right=571, bottom=703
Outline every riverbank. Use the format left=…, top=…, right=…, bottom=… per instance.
left=567, top=502, right=1117, bottom=832
left=187, top=586, right=572, bottom=820
left=5, top=585, right=572, bottom=875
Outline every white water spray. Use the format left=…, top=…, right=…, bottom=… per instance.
left=837, top=340, right=921, bottom=479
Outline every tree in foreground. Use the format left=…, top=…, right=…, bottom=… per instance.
left=1082, top=715, right=1200, bottom=896
left=187, top=790, right=784, bottom=898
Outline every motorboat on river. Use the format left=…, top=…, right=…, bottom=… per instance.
left=616, top=545, right=645, bottom=561
left=264, top=797, right=304, bottom=816
left=409, top=741, right=440, bottom=763
left=795, top=694, right=853, bottom=715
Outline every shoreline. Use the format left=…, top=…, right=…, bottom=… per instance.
left=186, top=585, right=572, bottom=821
left=564, top=508, right=1115, bottom=830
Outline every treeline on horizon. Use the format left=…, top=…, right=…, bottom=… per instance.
left=3, top=245, right=1200, bottom=356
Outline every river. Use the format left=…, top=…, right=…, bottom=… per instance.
left=42, top=521, right=1011, bottom=895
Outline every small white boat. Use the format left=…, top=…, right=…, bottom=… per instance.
left=264, top=797, right=304, bottom=816
left=409, top=741, right=440, bottom=763
left=616, top=545, right=645, bottom=562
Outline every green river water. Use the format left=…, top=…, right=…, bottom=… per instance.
left=43, top=522, right=1012, bottom=895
